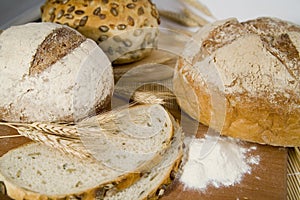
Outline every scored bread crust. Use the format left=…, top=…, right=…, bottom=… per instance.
left=0, top=22, right=114, bottom=123
left=41, top=0, right=160, bottom=64
left=174, top=17, right=300, bottom=147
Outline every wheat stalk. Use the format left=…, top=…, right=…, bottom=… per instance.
left=0, top=135, right=23, bottom=139
left=0, top=90, right=171, bottom=159
left=182, top=8, right=209, bottom=26
left=0, top=121, right=91, bottom=159
left=180, top=0, right=215, bottom=18
left=158, top=10, right=199, bottom=27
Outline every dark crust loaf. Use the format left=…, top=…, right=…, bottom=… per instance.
left=30, top=27, right=86, bottom=76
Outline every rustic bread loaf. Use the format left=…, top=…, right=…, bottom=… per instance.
left=174, top=17, right=300, bottom=147
left=0, top=106, right=183, bottom=200
left=0, top=22, right=114, bottom=123
left=41, top=0, right=160, bottom=64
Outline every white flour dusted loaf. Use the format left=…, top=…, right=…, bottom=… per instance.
left=0, top=22, right=114, bottom=123
left=174, top=17, right=300, bottom=147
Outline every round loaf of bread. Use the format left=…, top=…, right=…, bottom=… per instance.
left=0, top=22, right=114, bottom=123
left=41, top=0, right=160, bottom=65
left=174, top=17, right=300, bottom=147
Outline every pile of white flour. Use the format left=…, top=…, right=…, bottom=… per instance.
left=180, top=136, right=260, bottom=191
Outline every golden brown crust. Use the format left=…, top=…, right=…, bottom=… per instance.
left=41, top=0, right=160, bottom=64
left=174, top=17, right=300, bottom=147
left=144, top=158, right=182, bottom=200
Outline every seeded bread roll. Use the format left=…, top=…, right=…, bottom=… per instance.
left=174, top=17, right=300, bottom=147
left=0, top=22, right=114, bottom=123
left=41, top=0, right=160, bottom=65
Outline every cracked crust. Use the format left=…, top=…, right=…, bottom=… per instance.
left=174, top=17, right=300, bottom=147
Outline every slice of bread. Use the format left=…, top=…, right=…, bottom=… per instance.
left=79, top=104, right=174, bottom=172
left=0, top=142, right=139, bottom=200
left=105, top=116, right=183, bottom=200
left=0, top=104, right=182, bottom=200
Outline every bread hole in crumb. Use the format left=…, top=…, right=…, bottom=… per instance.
left=0, top=181, right=6, bottom=195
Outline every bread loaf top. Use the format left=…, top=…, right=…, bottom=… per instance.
left=182, top=17, right=300, bottom=108
left=41, top=0, right=160, bottom=41
left=0, top=23, right=113, bottom=122
left=175, top=17, right=300, bottom=146
left=41, top=0, right=160, bottom=64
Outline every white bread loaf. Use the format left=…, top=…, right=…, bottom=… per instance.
left=41, top=0, right=160, bottom=65
left=0, top=106, right=183, bottom=200
left=0, top=22, right=114, bottom=123
left=174, top=17, right=300, bottom=147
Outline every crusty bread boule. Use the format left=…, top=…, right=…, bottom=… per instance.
left=41, top=0, right=160, bottom=65
left=174, top=17, right=300, bottom=147
left=0, top=22, right=114, bottom=123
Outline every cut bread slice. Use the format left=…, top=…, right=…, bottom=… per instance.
left=0, top=105, right=181, bottom=200
left=105, top=116, right=183, bottom=200
left=1, top=104, right=174, bottom=173
left=0, top=142, right=142, bottom=200
left=0, top=118, right=183, bottom=200
left=78, top=104, right=174, bottom=172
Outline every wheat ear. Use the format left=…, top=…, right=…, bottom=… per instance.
left=158, top=10, right=199, bottom=27
left=180, top=0, right=215, bottom=18
left=0, top=91, right=172, bottom=158
left=0, top=121, right=91, bottom=159
left=182, top=8, right=209, bottom=26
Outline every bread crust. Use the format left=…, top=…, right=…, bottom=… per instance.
left=41, top=0, right=160, bottom=64
left=174, top=17, right=300, bottom=147
left=0, top=23, right=114, bottom=123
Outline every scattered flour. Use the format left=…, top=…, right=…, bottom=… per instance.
left=180, top=136, right=260, bottom=191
